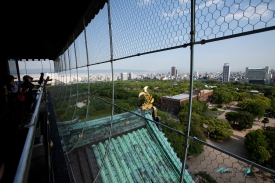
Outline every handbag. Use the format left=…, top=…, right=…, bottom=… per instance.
left=17, top=93, right=25, bottom=102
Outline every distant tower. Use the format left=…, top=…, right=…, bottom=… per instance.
left=129, top=72, right=132, bottom=80
left=171, top=66, right=176, bottom=76
left=121, top=73, right=128, bottom=81
left=129, top=72, right=135, bottom=80
left=223, top=63, right=230, bottom=83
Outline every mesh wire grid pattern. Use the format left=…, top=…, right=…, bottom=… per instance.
left=195, top=0, right=275, bottom=41
left=50, top=79, right=275, bottom=182
left=64, top=50, right=69, bottom=71
left=59, top=72, right=70, bottom=111
left=48, top=0, right=275, bottom=182
left=68, top=44, right=77, bottom=70
left=53, top=0, right=275, bottom=69
left=187, top=142, right=274, bottom=183
left=86, top=5, right=111, bottom=66
left=75, top=31, right=88, bottom=68
left=111, top=0, right=191, bottom=60
left=56, top=102, right=184, bottom=183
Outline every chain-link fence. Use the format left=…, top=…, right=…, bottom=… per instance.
left=188, top=137, right=275, bottom=183
left=50, top=0, right=275, bottom=182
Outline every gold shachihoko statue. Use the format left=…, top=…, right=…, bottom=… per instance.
left=139, top=86, right=154, bottom=110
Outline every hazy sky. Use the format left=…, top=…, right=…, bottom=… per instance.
left=18, top=0, right=275, bottom=73
left=19, top=30, right=275, bottom=73
left=112, top=30, right=275, bottom=72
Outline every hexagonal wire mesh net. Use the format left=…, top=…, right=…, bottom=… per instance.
left=195, top=0, right=275, bottom=41
left=48, top=0, right=275, bottom=69
left=61, top=0, right=275, bottom=68
left=187, top=139, right=274, bottom=183
left=110, top=0, right=191, bottom=60
left=50, top=0, right=275, bottom=182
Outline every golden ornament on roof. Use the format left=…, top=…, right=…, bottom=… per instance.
left=139, top=86, right=154, bottom=110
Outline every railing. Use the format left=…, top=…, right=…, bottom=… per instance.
left=13, top=83, right=46, bottom=183
left=45, top=86, right=54, bottom=183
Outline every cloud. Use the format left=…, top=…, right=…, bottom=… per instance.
left=172, top=35, right=184, bottom=41
left=137, top=0, right=153, bottom=6
left=162, top=0, right=223, bottom=21
left=162, top=8, right=190, bottom=21
left=178, top=0, right=189, bottom=4
left=162, top=1, right=190, bottom=20
left=223, top=4, right=272, bottom=21
left=196, top=0, right=224, bottom=10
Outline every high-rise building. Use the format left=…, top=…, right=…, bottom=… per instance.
left=245, top=66, right=272, bottom=85
left=121, top=73, right=128, bottom=81
left=171, top=66, right=176, bottom=76
left=222, top=63, right=230, bottom=83
left=129, top=72, right=135, bottom=80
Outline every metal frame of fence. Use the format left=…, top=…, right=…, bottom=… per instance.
left=49, top=0, right=275, bottom=182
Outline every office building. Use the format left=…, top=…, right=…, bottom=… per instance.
left=245, top=66, right=272, bottom=85
left=222, top=63, right=230, bottom=83
left=161, top=89, right=213, bottom=113
left=129, top=72, right=135, bottom=80
left=171, top=66, right=177, bottom=76
left=121, top=73, right=128, bottom=81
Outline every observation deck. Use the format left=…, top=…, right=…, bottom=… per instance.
left=1, top=0, right=275, bottom=182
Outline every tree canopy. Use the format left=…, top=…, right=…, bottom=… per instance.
left=225, top=111, right=254, bottom=130
left=244, top=129, right=272, bottom=165
left=53, top=79, right=275, bottom=122
left=179, top=103, right=233, bottom=141
left=211, top=89, right=234, bottom=104
left=238, top=96, right=271, bottom=118
left=180, top=100, right=207, bottom=114
left=261, top=117, right=269, bottom=128
left=251, top=146, right=271, bottom=164
left=264, top=128, right=275, bottom=169
left=203, top=118, right=233, bottom=141
left=245, top=130, right=268, bottom=152
left=162, top=111, right=206, bottom=158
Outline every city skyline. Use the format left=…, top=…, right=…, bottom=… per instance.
left=18, top=64, right=275, bottom=75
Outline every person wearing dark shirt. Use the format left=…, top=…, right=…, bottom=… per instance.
left=19, top=75, right=34, bottom=112
left=38, top=72, right=50, bottom=87
left=3, top=75, right=18, bottom=106
left=1, top=76, right=19, bottom=180
left=38, top=72, right=44, bottom=85
left=3, top=75, right=19, bottom=120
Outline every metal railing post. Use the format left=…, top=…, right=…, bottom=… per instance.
left=107, top=0, right=115, bottom=138
left=180, top=0, right=196, bottom=182
left=65, top=43, right=72, bottom=114
left=83, top=17, right=91, bottom=125
left=13, top=84, right=44, bottom=183
left=59, top=53, right=68, bottom=110
left=73, top=33, right=79, bottom=121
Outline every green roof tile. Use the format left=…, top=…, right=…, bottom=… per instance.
left=91, top=120, right=194, bottom=183
left=67, top=110, right=194, bottom=183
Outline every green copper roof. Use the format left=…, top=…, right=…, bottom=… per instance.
left=64, top=110, right=194, bottom=183
left=91, top=113, right=194, bottom=183
left=59, top=110, right=147, bottom=151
